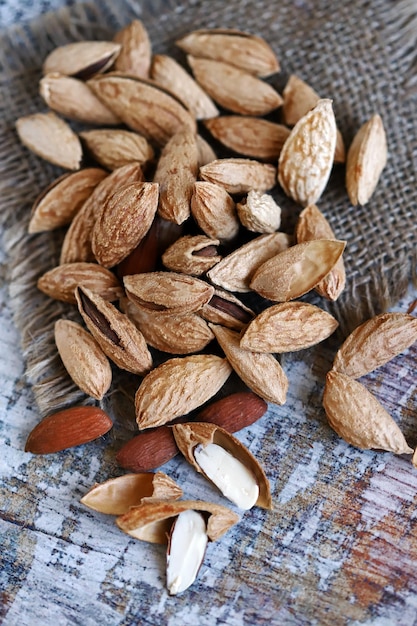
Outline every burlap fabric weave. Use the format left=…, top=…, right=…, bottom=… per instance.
left=0, top=0, right=416, bottom=418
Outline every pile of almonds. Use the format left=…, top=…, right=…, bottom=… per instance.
left=15, top=20, right=417, bottom=595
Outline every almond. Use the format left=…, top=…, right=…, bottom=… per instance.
left=25, top=406, right=113, bottom=454
left=195, top=392, right=267, bottom=432
left=116, top=427, right=179, bottom=472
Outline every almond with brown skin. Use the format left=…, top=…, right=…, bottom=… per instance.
left=116, top=427, right=180, bottom=472
left=54, top=319, right=112, bottom=400
left=80, top=471, right=182, bottom=515
left=76, top=286, right=153, bottom=376
left=323, top=371, right=413, bottom=454
left=135, top=355, right=232, bottom=429
left=25, top=406, right=113, bottom=454
left=91, top=181, right=159, bottom=268
left=250, top=239, right=346, bottom=302
left=195, top=392, right=268, bottom=432
left=28, top=168, right=107, bottom=233
left=38, top=262, right=123, bottom=304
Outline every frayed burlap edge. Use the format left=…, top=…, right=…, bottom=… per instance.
left=0, top=0, right=416, bottom=420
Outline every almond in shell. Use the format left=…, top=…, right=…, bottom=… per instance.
left=38, top=262, right=123, bottom=304
left=191, top=181, right=239, bottom=242
left=113, top=19, right=152, bottom=79
left=43, top=41, right=121, bottom=78
left=79, top=129, right=154, bottom=171
left=199, top=158, right=276, bottom=195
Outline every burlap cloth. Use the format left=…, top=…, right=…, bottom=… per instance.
left=0, top=1, right=416, bottom=625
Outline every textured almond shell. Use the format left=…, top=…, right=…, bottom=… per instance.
left=80, top=471, right=182, bottom=515
left=199, top=289, right=255, bottom=331
left=173, top=421, right=272, bottom=509
left=76, top=286, right=152, bottom=376
left=345, top=113, right=387, bottom=206
left=250, top=239, right=346, bottom=301
left=60, top=163, right=143, bottom=264
left=278, top=99, right=337, bottom=206
left=135, top=354, right=232, bottom=429
left=191, top=181, right=239, bottom=242
left=54, top=319, right=112, bottom=400
left=29, top=168, right=107, bottom=233
left=124, top=271, right=214, bottom=316
left=236, top=190, right=281, bottom=234
left=210, top=324, right=288, bottom=405
left=16, top=112, right=82, bottom=170
left=207, top=232, right=291, bottom=293
left=113, top=19, right=152, bottom=78
left=25, top=406, right=113, bottom=454
left=204, top=116, right=290, bottom=161
left=240, top=302, right=339, bottom=353
left=123, top=299, right=214, bottom=355
left=153, top=128, right=199, bottom=225
left=176, top=29, right=280, bottom=76
left=199, top=158, right=276, bottom=195
left=187, top=56, right=282, bottom=116
left=323, top=371, right=413, bottom=454
left=79, top=129, right=154, bottom=170
left=88, top=73, right=196, bottom=146
left=92, top=182, right=159, bottom=268
left=43, top=41, right=121, bottom=77
left=40, top=73, right=120, bottom=126
left=151, top=54, right=219, bottom=120
left=161, top=234, right=221, bottom=276
left=38, top=262, right=123, bottom=304
left=332, top=313, right=417, bottom=378
left=296, top=204, right=346, bottom=301
left=116, top=498, right=239, bottom=544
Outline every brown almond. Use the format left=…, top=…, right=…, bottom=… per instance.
left=323, top=371, right=413, bottom=454
left=250, top=239, right=346, bottom=301
left=332, top=313, right=417, bottom=379
left=210, top=324, right=288, bottom=405
left=92, top=182, right=159, bottom=268
left=28, top=168, right=107, bottom=233
left=240, top=302, right=339, bottom=353
left=116, top=427, right=180, bottom=472
left=135, top=355, right=232, bottom=429
left=25, top=406, right=113, bottom=454
left=196, top=392, right=268, bottom=432
left=38, top=262, right=123, bottom=304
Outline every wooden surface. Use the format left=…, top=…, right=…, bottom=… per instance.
left=1, top=1, right=417, bottom=624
